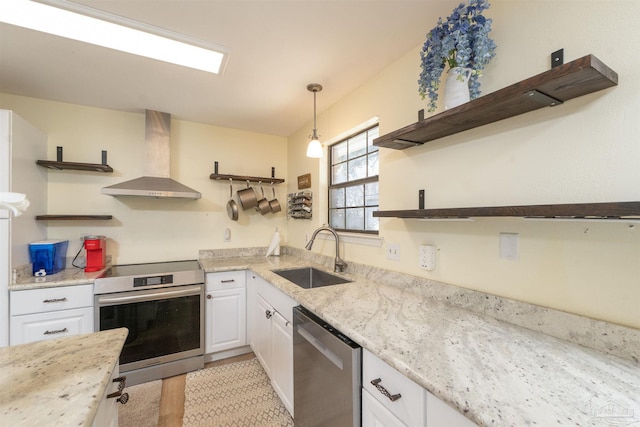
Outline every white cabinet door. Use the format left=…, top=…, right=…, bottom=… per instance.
left=253, top=294, right=273, bottom=376
left=362, top=388, right=406, bottom=427
left=270, top=310, right=293, bottom=416
left=205, top=287, right=246, bottom=354
left=10, top=306, right=94, bottom=345
left=246, top=272, right=257, bottom=346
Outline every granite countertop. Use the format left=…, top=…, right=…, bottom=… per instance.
left=200, top=254, right=640, bottom=427
left=0, top=328, right=128, bottom=426
left=9, top=264, right=110, bottom=291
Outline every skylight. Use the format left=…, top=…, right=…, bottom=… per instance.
left=2, top=0, right=228, bottom=74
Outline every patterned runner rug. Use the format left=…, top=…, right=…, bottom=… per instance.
left=182, top=357, right=294, bottom=427
left=118, top=379, right=162, bottom=427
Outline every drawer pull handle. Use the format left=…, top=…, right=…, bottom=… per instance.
left=43, top=297, right=68, bottom=303
left=108, top=376, right=129, bottom=404
left=206, top=294, right=212, bottom=299
left=371, top=378, right=402, bottom=402
left=221, top=279, right=235, bottom=283
left=43, top=327, right=68, bottom=335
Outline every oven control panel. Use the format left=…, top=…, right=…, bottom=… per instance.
left=134, top=274, right=173, bottom=287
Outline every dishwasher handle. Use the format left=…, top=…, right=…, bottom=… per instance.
left=296, top=325, right=344, bottom=370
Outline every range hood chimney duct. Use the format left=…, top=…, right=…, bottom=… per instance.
left=102, top=110, right=201, bottom=199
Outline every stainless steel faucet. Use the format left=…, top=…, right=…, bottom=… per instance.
left=305, top=226, right=347, bottom=273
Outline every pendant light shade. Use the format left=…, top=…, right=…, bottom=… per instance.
left=306, top=83, right=323, bottom=158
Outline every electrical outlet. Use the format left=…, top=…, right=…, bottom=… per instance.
left=499, top=232, right=519, bottom=261
left=386, top=243, right=401, bottom=261
left=419, top=245, right=436, bottom=270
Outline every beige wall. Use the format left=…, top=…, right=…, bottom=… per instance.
left=287, top=0, right=640, bottom=328
left=0, top=94, right=288, bottom=264
left=2, top=0, right=637, bottom=328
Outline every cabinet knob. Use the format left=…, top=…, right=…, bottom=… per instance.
left=265, top=309, right=272, bottom=319
left=207, top=294, right=212, bottom=299
left=371, top=378, right=402, bottom=402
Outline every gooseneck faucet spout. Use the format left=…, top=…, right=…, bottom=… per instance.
left=305, top=226, right=347, bottom=273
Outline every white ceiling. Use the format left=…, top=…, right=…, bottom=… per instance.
left=0, top=0, right=458, bottom=137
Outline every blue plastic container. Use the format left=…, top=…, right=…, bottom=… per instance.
left=29, top=240, right=69, bottom=275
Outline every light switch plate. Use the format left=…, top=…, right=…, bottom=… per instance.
left=386, top=243, right=400, bottom=261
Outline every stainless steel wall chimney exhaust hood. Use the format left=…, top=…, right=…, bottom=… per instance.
left=102, top=110, right=201, bottom=199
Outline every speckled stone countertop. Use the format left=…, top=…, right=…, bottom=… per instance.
left=10, top=263, right=110, bottom=291
left=0, top=328, right=128, bottom=426
left=199, top=252, right=640, bottom=427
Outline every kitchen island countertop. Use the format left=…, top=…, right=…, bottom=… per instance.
left=0, top=328, right=128, bottom=426
left=200, top=254, right=640, bottom=427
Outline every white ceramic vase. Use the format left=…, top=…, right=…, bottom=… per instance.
left=443, top=67, right=472, bottom=110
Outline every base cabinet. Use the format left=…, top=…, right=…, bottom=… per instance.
left=270, top=310, right=293, bottom=413
left=252, top=293, right=273, bottom=376
left=205, top=271, right=247, bottom=355
left=10, top=284, right=94, bottom=345
left=93, top=359, right=121, bottom=427
left=248, top=273, right=296, bottom=416
left=362, top=349, right=476, bottom=427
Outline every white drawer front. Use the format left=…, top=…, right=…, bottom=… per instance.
left=10, top=284, right=93, bottom=315
left=10, top=306, right=94, bottom=345
left=206, top=271, right=246, bottom=291
left=363, top=349, right=426, bottom=427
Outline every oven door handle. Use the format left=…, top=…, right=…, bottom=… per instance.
left=97, top=285, right=202, bottom=304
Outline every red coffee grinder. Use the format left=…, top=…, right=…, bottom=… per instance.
left=83, top=235, right=106, bottom=272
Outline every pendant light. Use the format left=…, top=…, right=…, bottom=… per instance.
left=306, top=83, right=323, bottom=158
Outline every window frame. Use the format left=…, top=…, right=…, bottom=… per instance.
left=327, top=124, right=379, bottom=235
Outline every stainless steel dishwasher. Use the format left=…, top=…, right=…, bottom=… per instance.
left=293, top=305, right=362, bottom=427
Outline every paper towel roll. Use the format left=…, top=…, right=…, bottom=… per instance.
left=266, top=228, right=281, bottom=257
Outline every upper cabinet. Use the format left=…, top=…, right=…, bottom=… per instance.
left=373, top=55, right=618, bottom=150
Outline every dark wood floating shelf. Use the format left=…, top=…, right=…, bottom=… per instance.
left=209, top=173, right=285, bottom=184
left=373, top=202, right=640, bottom=220
left=374, top=54, right=618, bottom=149
left=36, top=147, right=113, bottom=172
left=36, top=215, right=113, bottom=221
left=36, top=160, right=114, bottom=173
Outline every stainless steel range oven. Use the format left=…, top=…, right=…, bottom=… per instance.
left=94, top=260, right=204, bottom=385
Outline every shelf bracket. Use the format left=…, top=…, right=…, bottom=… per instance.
left=525, top=90, right=563, bottom=107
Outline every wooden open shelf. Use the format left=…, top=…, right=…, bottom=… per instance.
left=36, top=160, right=113, bottom=173
left=36, top=215, right=113, bottom=221
left=373, top=202, right=640, bottom=220
left=37, top=147, right=113, bottom=172
left=374, top=55, right=618, bottom=149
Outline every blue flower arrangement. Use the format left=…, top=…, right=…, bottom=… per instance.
left=418, top=0, right=497, bottom=112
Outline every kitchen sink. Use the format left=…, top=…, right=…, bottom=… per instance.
left=272, top=267, right=351, bottom=289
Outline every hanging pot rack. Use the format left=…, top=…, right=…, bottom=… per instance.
left=209, top=162, right=285, bottom=184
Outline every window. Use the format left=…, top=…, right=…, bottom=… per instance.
left=329, top=125, right=379, bottom=233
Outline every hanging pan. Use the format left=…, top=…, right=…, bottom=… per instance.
left=269, top=182, right=281, bottom=213
left=226, top=179, right=238, bottom=221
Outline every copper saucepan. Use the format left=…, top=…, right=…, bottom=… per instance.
left=237, top=180, right=257, bottom=210
left=269, top=183, right=281, bottom=213
left=256, top=182, right=271, bottom=215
